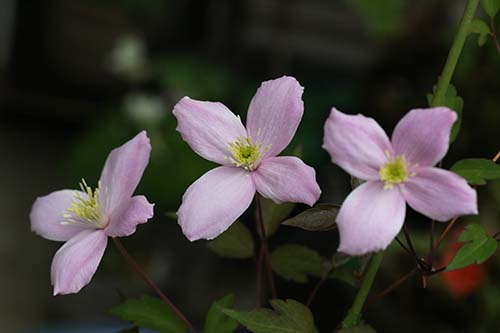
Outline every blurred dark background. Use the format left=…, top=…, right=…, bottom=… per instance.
left=1, top=0, right=500, bottom=332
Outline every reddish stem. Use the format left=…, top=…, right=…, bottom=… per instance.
left=255, top=195, right=278, bottom=299
left=367, top=269, right=418, bottom=307
left=434, top=217, right=459, bottom=250
left=113, top=238, right=197, bottom=333
left=306, top=278, right=326, bottom=307
left=490, top=17, right=500, bottom=55
left=255, top=244, right=265, bottom=306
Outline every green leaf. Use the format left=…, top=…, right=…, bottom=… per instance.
left=207, top=222, right=254, bottom=259
left=446, top=224, right=498, bottom=271
left=270, top=244, right=323, bottom=283
left=282, top=204, right=339, bottom=231
left=261, top=197, right=295, bottom=236
left=110, top=295, right=187, bottom=333
left=450, top=158, right=500, bottom=185
left=469, top=19, right=491, bottom=46
left=338, top=325, right=377, bottom=333
left=223, top=299, right=318, bottom=333
left=481, top=0, right=500, bottom=18
left=427, top=83, right=463, bottom=142
left=204, top=294, right=238, bottom=333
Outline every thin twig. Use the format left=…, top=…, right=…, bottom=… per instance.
left=435, top=217, right=459, bottom=250
left=429, top=220, right=436, bottom=266
left=255, top=244, right=265, bottom=307
left=490, top=17, right=500, bottom=56
left=255, top=195, right=277, bottom=299
left=306, top=278, right=326, bottom=307
left=113, top=238, right=197, bottom=333
left=493, top=150, right=500, bottom=163
left=397, top=234, right=429, bottom=271
left=367, top=269, right=418, bottom=307
left=402, top=225, right=417, bottom=257
left=395, top=237, right=412, bottom=255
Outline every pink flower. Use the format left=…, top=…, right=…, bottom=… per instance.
left=173, top=76, right=321, bottom=241
left=323, top=108, right=478, bottom=256
left=30, top=132, right=154, bottom=295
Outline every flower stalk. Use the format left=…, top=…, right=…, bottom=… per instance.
left=341, top=252, right=384, bottom=328
left=431, top=0, right=480, bottom=107
left=255, top=194, right=278, bottom=300
left=113, top=238, right=198, bottom=333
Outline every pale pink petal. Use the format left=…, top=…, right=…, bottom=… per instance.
left=253, top=156, right=321, bottom=206
left=105, top=195, right=154, bottom=238
left=99, top=131, right=151, bottom=214
left=51, top=229, right=108, bottom=295
left=30, top=190, right=95, bottom=241
left=337, top=181, right=406, bottom=256
left=323, top=109, right=393, bottom=181
left=246, top=76, right=304, bottom=158
left=391, top=107, right=457, bottom=167
left=177, top=166, right=256, bottom=241
left=173, top=97, right=247, bottom=165
left=401, top=167, right=478, bottom=221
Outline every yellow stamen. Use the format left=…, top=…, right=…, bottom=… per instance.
left=379, top=155, right=411, bottom=190
left=227, top=136, right=269, bottom=170
left=63, top=179, right=108, bottom=228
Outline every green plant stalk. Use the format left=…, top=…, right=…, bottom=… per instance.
left=431, top=0, right=480, bottom=107
left=341, top=252, right=384, bottom=328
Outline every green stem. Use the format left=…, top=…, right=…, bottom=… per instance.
left=341, top=252, right=384, bottom=328
left=431, top=0, right=479, bottom=106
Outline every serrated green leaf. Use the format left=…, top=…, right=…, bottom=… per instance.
left=110, top=295, right=187, bottom=333
left=450, top=158, right=500, bottom=185
left=282, top=204, right=339, bottom=232
left=446, top=224, right=498, bottom=271
left=481, top=0, right=500, bottom=18
left=204, top=294, right=238, bottom=333
left=270, top=244, right=323, bottom=283
left=469, top=19, right=491, bottom=46
left=207, top=222, right=254, bottom=259
left=338, top=325, right=377, bottom=333
left=261, top=198, right=295, bottom=236
left=223, top=299, right=318, bottom=333
left=427, top=83, right=463, bottom=142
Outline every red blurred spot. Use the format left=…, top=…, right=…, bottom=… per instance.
left=439, top=228, right=487, bottom=298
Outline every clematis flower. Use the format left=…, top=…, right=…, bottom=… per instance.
left=173, top=76, right=321, bottom=241
left=30, top=132, right=154, bottom=295
left=323, top=107, right=478, bottom=256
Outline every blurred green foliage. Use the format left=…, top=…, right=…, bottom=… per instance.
left=345, top=0, right=408, bottom=38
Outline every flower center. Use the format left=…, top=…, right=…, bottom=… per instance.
left=379, top=154, right=410, bottom=190
left=228, top=136, right=269, bottom=171
left=62, top=179, right=108, bottom=228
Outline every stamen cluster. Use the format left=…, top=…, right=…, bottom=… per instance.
left=64, top=179, right=107, bottom=228
left=379, top=154, right=411, bottom=189
left=228, top=137, right=268, bottom=170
